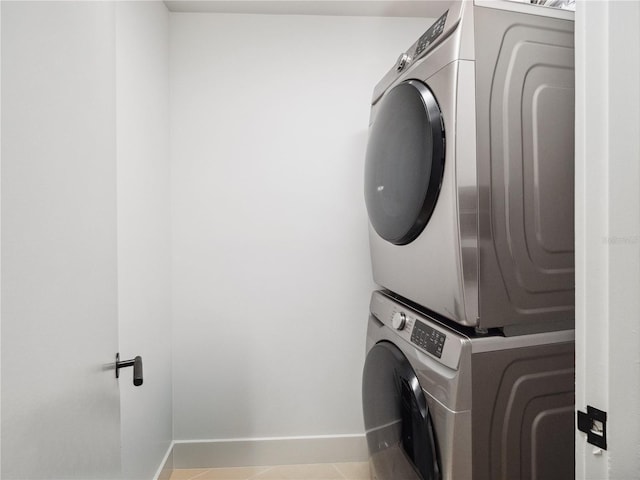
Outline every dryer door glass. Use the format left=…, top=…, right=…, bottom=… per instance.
left=364, top=80, right=445, bottom=246
left=362, top=341, right=441, bottom=480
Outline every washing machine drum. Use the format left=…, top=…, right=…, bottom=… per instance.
left=362, top=341, right=441, bottom=480
left=364, top=80, right=445, bottom=246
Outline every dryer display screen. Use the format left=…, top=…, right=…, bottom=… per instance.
left=415, top=10, right=448, bottom=57
left=411, top=320, right=446, bottom=358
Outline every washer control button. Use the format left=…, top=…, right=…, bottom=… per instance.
left=392, top=312, right=407, bottom=330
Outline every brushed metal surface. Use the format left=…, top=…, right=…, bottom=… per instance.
left=363, top=291, right=575, bottom=480
left=366, top=2, right=575, bottom=332
left=474, top=5, right=575, bottom=329
left=471, top=342, right=575, bottom=480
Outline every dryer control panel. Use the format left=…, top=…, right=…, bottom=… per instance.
left=414, top=10, right=448, bottom=59
left=370, top=291, right=465, bottom=370
left=371, top=2, right=464, bottom=105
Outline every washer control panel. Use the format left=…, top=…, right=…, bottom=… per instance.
left=411, top=319, right=446, bottom=358
left=369, top=291, right=465, bottom=370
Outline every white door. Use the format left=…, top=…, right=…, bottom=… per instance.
left=1, top=2, right=122, bottom=478
left=575, top=0, right=640, bottom=478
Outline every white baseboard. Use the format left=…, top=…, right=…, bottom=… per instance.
left=153, top=441, right=175, bottom=480
left=172, top=434, right=368, bottom=469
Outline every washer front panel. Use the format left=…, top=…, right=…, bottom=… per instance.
left=369, top=291, right=464, bottom=370
left=362, top=342, right=441, bottom=480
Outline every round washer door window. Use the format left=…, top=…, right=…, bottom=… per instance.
left=364, top=80, right=445, bottom=246
left=362, top=341, right=441, bottom=480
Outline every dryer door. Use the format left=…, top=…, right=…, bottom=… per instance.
left=364, top=80, right=445, bottom=246
left=362, top=341, right=441, bottom=480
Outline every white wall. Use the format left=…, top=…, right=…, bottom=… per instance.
left=170, top=12, right=429, bottom=446
left=575, top=0, right=640, bottom=478
left=116, top=2, right=172, bottom=479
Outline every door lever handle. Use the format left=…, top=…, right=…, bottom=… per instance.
left=115, top=353, right=143, bottom=386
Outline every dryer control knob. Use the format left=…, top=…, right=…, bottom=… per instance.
left=392, top=312, right=407, bottom=331
left=395, top=53, right=410, bottom=72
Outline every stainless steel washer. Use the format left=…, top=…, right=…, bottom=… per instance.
left=364, top=1, right=575, bottom=334
left=362, top=290, right=575, bottom=480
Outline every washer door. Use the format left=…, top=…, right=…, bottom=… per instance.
left=364, top=80, right=445, bottom=246
left=362, top=341, right=441, bottom=480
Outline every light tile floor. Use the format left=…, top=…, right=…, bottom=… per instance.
left=169, top=462, right=370, bottom=480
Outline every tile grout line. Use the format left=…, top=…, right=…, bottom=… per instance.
left=331, top=463, right=349, bottom=480
left=247, top=465, right=276, bottom=479
left=190, top=468, right=213, bottom=480
left=171, top=462, right=368, bottom=480
left=182, top=468, right=213, bottom=480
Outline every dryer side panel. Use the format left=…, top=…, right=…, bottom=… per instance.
left=474, top=6, right=575, bottom=331
left=471, top=342, right=575, bottom=480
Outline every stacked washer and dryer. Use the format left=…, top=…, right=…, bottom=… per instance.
left=361, top=2, right=576, bottom=479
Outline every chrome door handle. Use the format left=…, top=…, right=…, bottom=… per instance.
left=115, top=353, right=143, bottom=386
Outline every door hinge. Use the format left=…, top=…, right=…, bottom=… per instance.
left=577, top=405, right=607, bottom=450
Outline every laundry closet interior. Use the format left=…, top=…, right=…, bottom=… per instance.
left=1, top=1, right=639, bottom=480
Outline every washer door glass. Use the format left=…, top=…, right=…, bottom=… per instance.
left=362, top=341, right=441, bottom=480
left=364, top=80, right=445, bottom=246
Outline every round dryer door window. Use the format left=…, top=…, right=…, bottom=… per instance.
left=364, top=80, right=445, bottom=246
left=362, top=341, right=441, bottom=480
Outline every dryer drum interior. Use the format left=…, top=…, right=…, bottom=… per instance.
left=362, top=341, right=441, bottom=480
left=364, top=80, right=445, bottom=246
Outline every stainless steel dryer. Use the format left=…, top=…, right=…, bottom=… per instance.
left=362, top=290, right=575, bottom=480
left=364, top=1, right=575, bottom=334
